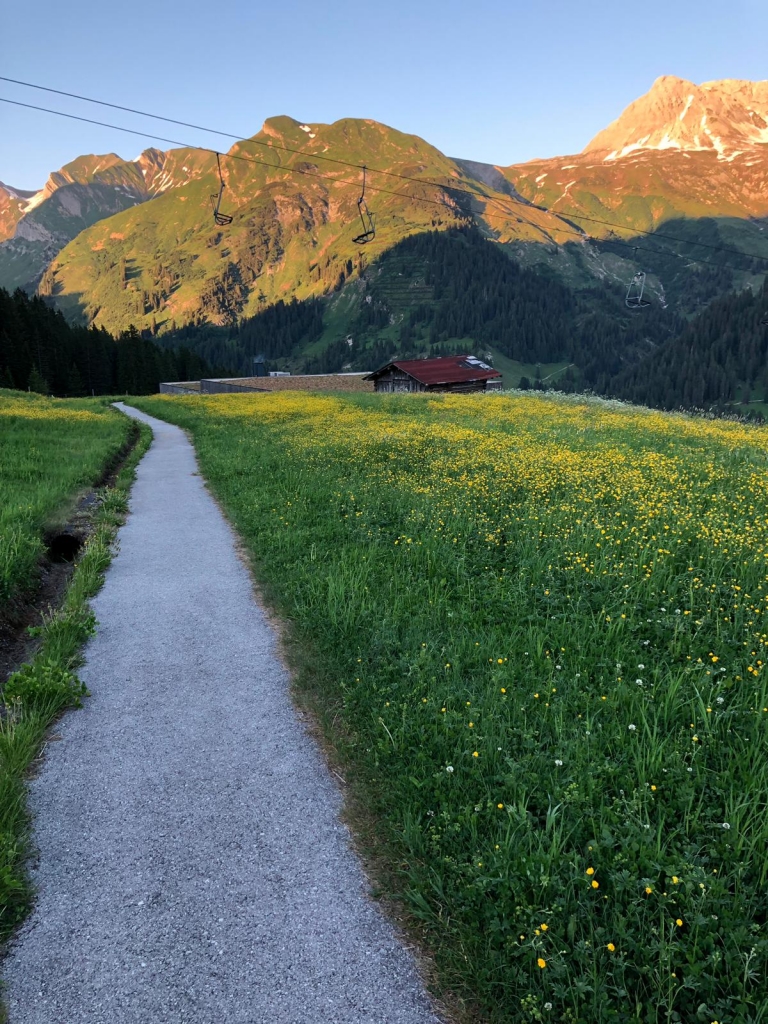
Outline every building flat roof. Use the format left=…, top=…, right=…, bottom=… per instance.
left=206, top=374, right=374, bottom=393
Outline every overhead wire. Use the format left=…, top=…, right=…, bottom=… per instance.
left=3, top=84, right=768, bottom=270
left=0, top=96, right=449, bottom=209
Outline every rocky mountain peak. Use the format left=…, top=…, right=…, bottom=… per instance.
left=584, top=75, right=768, bottom=162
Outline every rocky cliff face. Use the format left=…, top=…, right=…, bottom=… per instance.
left=0, top=181, right=36, bottom=242
left=584, top=75, right=768, bottom=161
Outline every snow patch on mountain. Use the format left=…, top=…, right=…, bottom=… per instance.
left=22, top=191, right=48, bottom=214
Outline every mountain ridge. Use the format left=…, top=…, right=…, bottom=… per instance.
left=1, top=76, right=767, bottom=411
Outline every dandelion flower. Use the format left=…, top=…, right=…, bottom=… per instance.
left=591, top=880, right=599, bottom=889
left=671, top=876, right=679, bottom=884
left=586, top=867, right=595, bottom=875
left=606, top=942, right=615, bottom=952
left=537, top=957, right=547, bottom=969
left=676, top=918, right=683, bottom=927
left=497, top=803, right=504, bottom=809
left=540, top=922, right=548, bottom=931
left=645, top=886, right=653, bottom=894
left=472, top=751, right=479, bottom=758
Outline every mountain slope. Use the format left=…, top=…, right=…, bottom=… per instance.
left=36, top=116, right=583, bottom=335
left=0, top=148, right=211, bottom=291
left=497, top=76, right=768, bottom=310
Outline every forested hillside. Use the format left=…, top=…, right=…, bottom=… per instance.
left=159, top=226, right=768, bottom=414
left=610, top=279, right=768, bottom=409
left=0, top=288, right=218, bottom=396
left=158, top=226, right=679, bottom=381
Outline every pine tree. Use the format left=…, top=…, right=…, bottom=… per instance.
left=28, top=366, right=49, bottom=394
left=66, top=364, right=86, bottom=397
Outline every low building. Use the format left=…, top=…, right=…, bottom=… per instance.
left=160, top=373, right=374, bottom=395
left=364, top=355, right=502, bottom=393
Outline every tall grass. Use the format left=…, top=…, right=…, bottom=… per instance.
left=134, top=391, right=768, bottom=1023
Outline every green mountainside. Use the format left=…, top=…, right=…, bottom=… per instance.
left=34, top=116, right=589, bottom=335
left=0, top=147, right=211, bottom=292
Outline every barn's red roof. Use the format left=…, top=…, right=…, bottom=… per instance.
left=364, top=355, right=501, bottom=387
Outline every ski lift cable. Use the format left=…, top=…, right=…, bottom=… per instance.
left=0, top=95, right=746, bottom=271
left=1, top=95, right=766, bottom=274
left=5, top=76, right=768, bottom=267
left=0, top=94, right=745, bottom=270
left=0, top=96, right=434, bottom=206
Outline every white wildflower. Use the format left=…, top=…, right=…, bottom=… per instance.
left=445, top=765, right=454, bottom=773
left=628, top=723, right=637, bottom=731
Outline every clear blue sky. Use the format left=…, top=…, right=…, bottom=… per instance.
left=2, top=0, right=767, bottom=189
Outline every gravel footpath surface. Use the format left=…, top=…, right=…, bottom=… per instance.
left=3, top=404, right=441, bottom=1024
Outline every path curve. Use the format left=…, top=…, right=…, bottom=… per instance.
left=3, top=405, right=440, bottom=1024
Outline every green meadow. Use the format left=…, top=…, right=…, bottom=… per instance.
left=132, top=389, right=768, bottom=1024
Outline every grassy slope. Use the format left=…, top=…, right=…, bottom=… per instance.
left=132, top=391, right=768, bottom=1024
left=0, top=392, right=151, bottom=943
left=39, top=117, right=580, bottom=336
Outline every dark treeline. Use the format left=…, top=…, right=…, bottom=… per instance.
left=0, top=287, right=217, bottom=396
left=609, top=278, right=768, bottom=409
left=158, top=298, right=324, bottom=374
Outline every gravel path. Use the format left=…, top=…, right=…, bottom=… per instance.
left=3, top=405, right=441, bottom=1024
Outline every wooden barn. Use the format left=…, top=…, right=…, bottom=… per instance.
left=364, top=355, right=502, bottom=394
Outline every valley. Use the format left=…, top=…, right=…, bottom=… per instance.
left=2, top=75, right=768, bottom=411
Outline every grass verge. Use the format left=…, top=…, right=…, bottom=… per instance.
left=0, top=415, right=151, bottom=942
left=0, top=390, right=133, bottom=610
